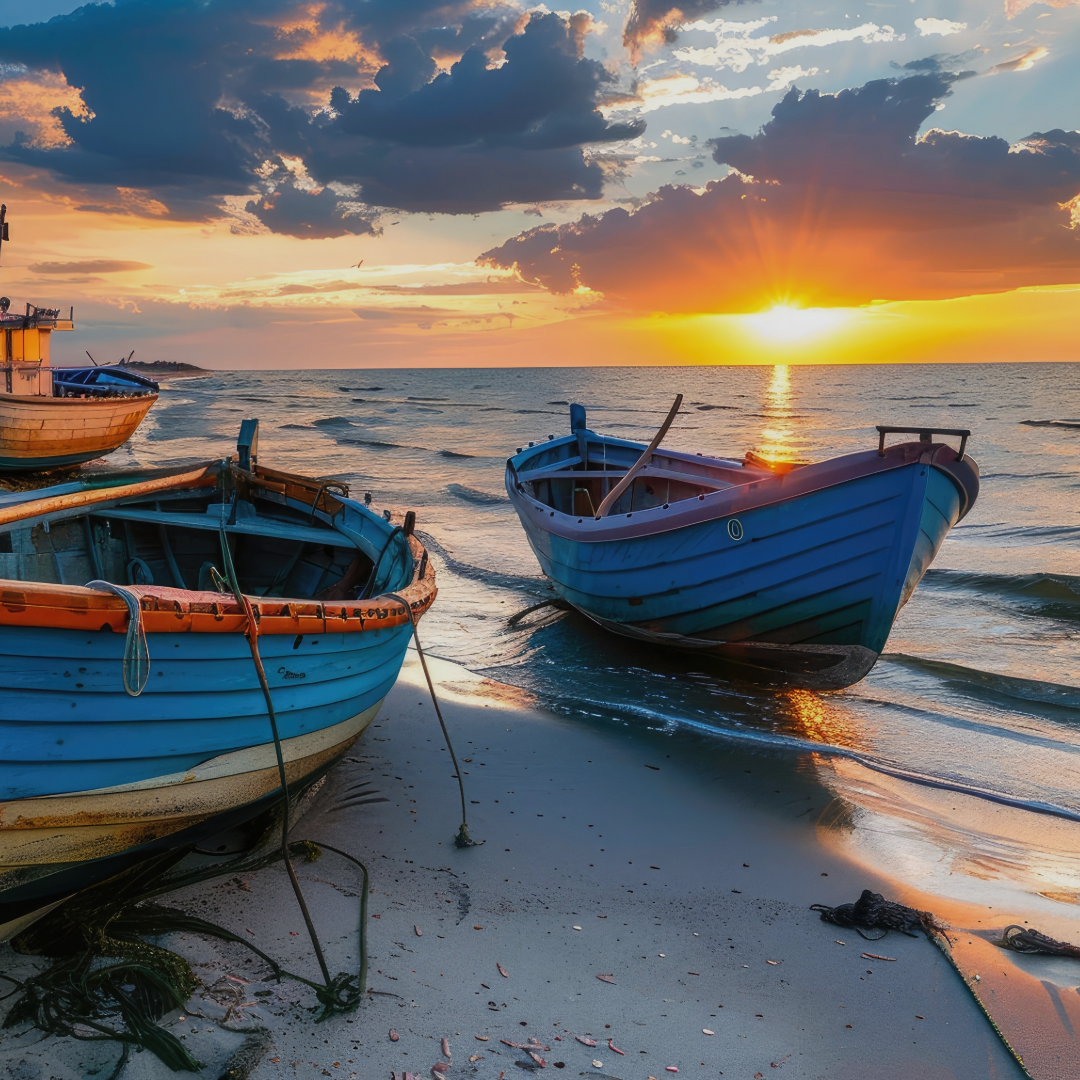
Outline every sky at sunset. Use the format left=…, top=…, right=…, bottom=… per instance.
left=0, top=0, right=1076, bottom=368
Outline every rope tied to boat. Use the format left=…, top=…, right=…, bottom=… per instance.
left=86, top=580, right=150, bottom=697
left=385, top=590, right=482, bottom=849
left=215, top=518, right=350, bottom=1009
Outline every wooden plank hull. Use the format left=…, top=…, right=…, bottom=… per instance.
left=0, top=392, right=157, bottom=469
left=507, top=433, right=979, bottom=689
left=0, top=702, right=379, bottom=936
left=0, top=460, right=436, bottom=930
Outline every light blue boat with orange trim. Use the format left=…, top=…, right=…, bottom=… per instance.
left=0, top=421, right=435, bottom=936
left=506, top=405, right=978, bottom=690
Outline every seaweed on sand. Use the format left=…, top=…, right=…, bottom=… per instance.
left=2, top=834, right=371, bottom=1073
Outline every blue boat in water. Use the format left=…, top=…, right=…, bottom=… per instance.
left=506, top=401, right=978, bottom=690
left=0, top=421, right=435, bottom=937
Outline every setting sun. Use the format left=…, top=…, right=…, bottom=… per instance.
left=744, top=304, right=853, bottom=342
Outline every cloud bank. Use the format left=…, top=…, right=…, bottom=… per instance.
left=0, top=1, right=641, bottom=233
left=482, top=72, right=1080, bottom=312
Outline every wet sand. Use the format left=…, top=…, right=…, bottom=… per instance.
left=0, top=653, right=1025, bottom=1079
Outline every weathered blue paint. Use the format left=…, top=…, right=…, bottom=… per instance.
left=0, top=621, right=411, bottom=800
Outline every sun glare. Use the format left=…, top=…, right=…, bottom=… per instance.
left=745, top=304, right=851, bottom=342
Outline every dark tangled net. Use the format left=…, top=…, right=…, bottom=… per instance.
left=811, top=889, right=944, bottom=940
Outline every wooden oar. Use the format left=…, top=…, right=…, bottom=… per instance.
left=0, top=464, right=215, bottom=528
left=594, top=394, right=683, bottom=519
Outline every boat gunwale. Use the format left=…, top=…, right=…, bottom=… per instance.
left=0, top=461, right=436, bottom=634
left=0, top=391, right=159, bottom=408
left=507, top=435, right=971, bottom=543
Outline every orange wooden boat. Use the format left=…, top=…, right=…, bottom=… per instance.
left=0, top=206, right=157, bottom=470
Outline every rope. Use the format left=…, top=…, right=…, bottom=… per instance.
left=385, top=591, right=481, bottom=849
left=216, top=519, right=336, bottom=991
left=86, top=581, right=150, bottom=697
left=1000, top=925, right=1080, bottom=958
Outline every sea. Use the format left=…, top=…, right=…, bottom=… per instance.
left=124, top=362, right=1080, bottom=917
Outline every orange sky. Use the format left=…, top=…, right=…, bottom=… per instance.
left=0, top=1, right=1077, bottom=369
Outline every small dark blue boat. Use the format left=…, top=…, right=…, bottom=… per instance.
left=52, top=361, right=159, bottom=398
left=506, top=401, right=978, bottom=690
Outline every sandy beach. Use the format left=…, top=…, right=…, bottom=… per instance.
left=0, top=652, right=1028, bottom=1080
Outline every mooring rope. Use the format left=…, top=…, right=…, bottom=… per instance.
left=385, top=590, right=481, bottom=848
left=216, top=518, right=336, bottom=992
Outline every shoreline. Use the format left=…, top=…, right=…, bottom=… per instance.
left=0, top=653, right=1029, bottom=1079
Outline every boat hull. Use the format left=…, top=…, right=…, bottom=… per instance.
left=0, top=391, right=157, bottom=469
left=510, top=445, right=974, bottom=689
left=0, top=702, right=377, bottom=937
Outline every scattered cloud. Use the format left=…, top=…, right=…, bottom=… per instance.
left=622, top=0, right=739, bottom=59
left=915, top=18, right=967, bottom=37
left=482, top=73, right=1080, bottom=313
left=603, top=73, right=763, bottom=114
left=29, top=260, right=153, bottom=274
left=673, top=16, right=904, bottom=73
left=1005, top=0, right=1080, bottom=18
left=986, top=46, right=1050, bottom=73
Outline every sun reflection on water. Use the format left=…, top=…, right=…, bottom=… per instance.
left=754, top=364, right=814, bottom=465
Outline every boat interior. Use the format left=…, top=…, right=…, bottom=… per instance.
left=52, top=364, right=159, bottom=399
left=515, top=436, right=783, bottom=518
left=0, top=478, right=399, bottom=603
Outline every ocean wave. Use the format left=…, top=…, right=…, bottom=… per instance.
left=338, top=386, right=385, bottom=392
left=445, top=483, right=508, bottom=506
left=1020, top=419, right=1080, bottom=429
left=920, top=568, right=1080, bottom=619
left=416, top=530, right=548, bottom=593
left=881, top=653, right=1080, bottom=714
left=313, top=416, right=354, bottom=427
left=545, top=692, right=1080, bottom=823
left=336, top=436, right=409, bottom=451
left=439, top=449, right=477, bottom=459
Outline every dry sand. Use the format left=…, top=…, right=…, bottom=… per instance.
left=0, top=653, right=1025, bottom=1080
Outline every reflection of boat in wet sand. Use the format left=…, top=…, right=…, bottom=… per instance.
left=506, top=399, right=979, bottom=690
left=0, top=420, right=435, bottom=937
left=0, top=206, right=157, bottom=470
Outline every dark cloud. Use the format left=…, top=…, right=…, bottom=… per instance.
left=0, top=2, right=640, bottom=233
left=894, top=53, right=980, bottom=75
left=245, top=183, right=380, bottom=239
left=623, top=0, right=740, bottom=57
left=29, top=259, right=153, bottom=274
left=481, top=73, right=1080, bottom=311
left=265, top=13, right=645, bottom=213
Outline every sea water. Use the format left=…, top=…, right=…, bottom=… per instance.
left=125, top=362, right=1080, bottom=916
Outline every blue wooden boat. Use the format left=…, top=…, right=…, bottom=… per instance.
left=506, top=404, right=978, bottom=690
left=0, top=421, right=435, bottom=937
left=52, top=358, right=160, bottom=398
